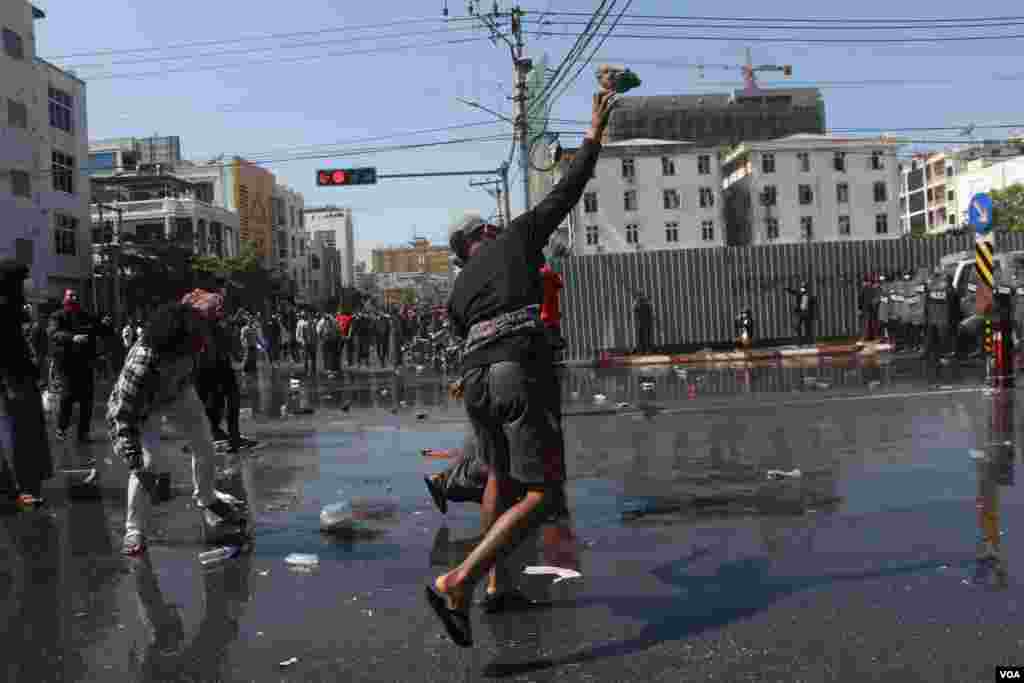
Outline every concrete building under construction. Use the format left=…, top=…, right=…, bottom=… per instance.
left=606, top=87, right=826, bottom=148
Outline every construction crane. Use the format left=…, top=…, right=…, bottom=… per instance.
left=738, top=48, right=792, bottom=95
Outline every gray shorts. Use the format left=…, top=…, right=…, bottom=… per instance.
left=462, top=361, right=565, bottom=487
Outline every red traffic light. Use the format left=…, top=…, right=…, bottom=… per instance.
left=317, top=167, right=378, bottom=187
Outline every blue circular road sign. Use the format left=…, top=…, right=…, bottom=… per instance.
left=969, top=193, right=994, bottom=234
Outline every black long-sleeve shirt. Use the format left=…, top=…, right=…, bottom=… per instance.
left=448, top=137, right=602, bottom=371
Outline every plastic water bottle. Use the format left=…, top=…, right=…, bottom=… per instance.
left=285, top=553, right=320, bottom=569
left=199, top=545, right=242, bottom=567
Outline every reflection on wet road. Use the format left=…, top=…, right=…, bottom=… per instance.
left=1, top=357, right=1022, bottom=681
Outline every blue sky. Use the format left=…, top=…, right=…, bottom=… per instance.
left=34, top=0, right=1024, bottom=267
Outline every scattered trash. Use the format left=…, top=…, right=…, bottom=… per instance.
left=362, top=609, right=374, bottom=617
left=342, top=401, right=352, bottom=412
left=615, top=402, right=630, bottom=410
left=279, top=657, right=299, bottom=668
left=285, top=553, right=320, bottom=569
left=257, top=631, right=264, bottom=637
left=766, top=469, right=803, bottom=480
left=320, top=499, right=397, bottom=536
left=199, top=545, right=245, bottom=567
left=74, top=612, right=88, bottom=618
left=868, top=381, right=882, bottom=390
left=399, top=401, right=409, bottom=408
left=815, top=382, right=832, bottom=391
left=522, top=566, right=583, bottom=584
left=239, top=408, right=254, bottom=420
left=182, top=444, right=192, bottom=454
left=969, top=449, right=986, bottom=460
left=280, top=405, right=288, bottom=417
left=640, top=382, right=655, bottom=391
left=258, top=570, right=270, bottom=577
left=415, top=411, right=428, bottom=420
left=593, top=394, right=607, bottom=404
left=570, top=391, right=580, bottom=399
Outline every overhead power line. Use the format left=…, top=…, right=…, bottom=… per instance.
left=533, top=30, right=1024, bottom=44
left=45, top=16, right=474, bottom=60
left=526, top=10, right=1024, bottom=24
left=80, top=36, right=488, bottom=80
left=63, top=24, right=486, bottom=70
left=525, top=18, right=1024, bottom=31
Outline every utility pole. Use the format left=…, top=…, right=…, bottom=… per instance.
left=469, top=177, right=505, bottom=226
left=511, top=7, right=531, bottom=212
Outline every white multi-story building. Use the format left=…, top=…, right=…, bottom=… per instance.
left=954, top=155, right=1024, bottom=226
left=271, top=183, right=308, bottom=302
left=1, top=2, right=91, bottom=304
left=304, top=206, right=355, bottom=287
left=722, top=134, right=902, bottom=245
left=566, top=139, right=724, bottom=254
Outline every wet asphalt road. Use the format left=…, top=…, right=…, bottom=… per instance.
left=2, top=355, right=1023, bottom=682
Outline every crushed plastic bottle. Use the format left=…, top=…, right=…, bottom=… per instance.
left=320, top=499, right=397, bottom=536
left=284, top=553, right=320, bottom=569
left=199, top=545, right=244, bottom=567
left=766, top=468, right=802, bottom=480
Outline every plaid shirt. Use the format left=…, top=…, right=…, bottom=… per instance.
left=106, top=342, right=193, bottom=469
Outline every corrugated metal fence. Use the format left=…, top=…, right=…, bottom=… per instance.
left=560, top=233, right=1024, bottom=361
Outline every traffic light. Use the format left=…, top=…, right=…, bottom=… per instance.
left=317, top=167, right=377, bottom=187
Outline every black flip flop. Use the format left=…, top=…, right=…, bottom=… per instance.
left=424, top=476, right=448, bottom=515
left=424, top=584, right=472, bottom=647
left=479, top=589, right=551, bottom=614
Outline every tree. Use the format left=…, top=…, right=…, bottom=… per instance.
left=991, top=184, right=1024, bottom=232
left=192, top=242, right=277, bottom=313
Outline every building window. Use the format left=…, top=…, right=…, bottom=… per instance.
left=7, top=98, right=27, bottom=129
left=766, top=218, right=779, bottom=241
left=699, top=187, right=715, bottom=208
left=947, top=189, right=955, bottom=202
left=761, top=153, right=776, bottom=174
left=873, top=181, right=888, bottom=203
left=834, top=152, right=846, bottom=172
left=55, top=214, right=78, bottom=256
left=583, top=191, right=598, bottom=213
left=871, top=151, right=885, bottom=170
left=797, top=152, right=811, bottom=172
left=311, top=254, right=321, bottom=270
left=801, top=216, right=814, bottom=241
left=875, top=214, right=889, bottom=235
left=10, top=170, right=30, bottom=197
left=621, top=158, right=635, bottom=179
left=48, top=87, right=74, bottom=133
left=291, top=236, right=296, bottom=254
left=697, top=154, right=711, bottom=175
left=624, top=190, right=638, bottom=211
left=949, top=214, right=957, bottom=226
left=836, top=183, right=849, bottom=204
left=2, top=27, right=24, bottom=60
left=663, top=189, right=680, bottom=210
left=585, top=225, right=599, bottom=246
left=665, top=221, right=679, bottom=243
left=761, top=185, right=777, bottom=206
left=700, top=220, right=714, bottom=242
left=626, top=224, right=639, bottom=244
left=661, top=156, right=675, bottom=176
left=946, top=165, right=955, bottom=177
left=838, top=215, right=851, bottom=236
left=798, top=184, right=813, bottom=205
left=52, top=151, right=75, bottom=194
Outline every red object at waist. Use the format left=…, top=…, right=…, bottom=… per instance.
left=540, top=267, right=563, bottom=327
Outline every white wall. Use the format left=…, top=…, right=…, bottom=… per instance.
left=955, top=156, right=1024, bottom=225
left=571, top=144, right=723, bottom=254
left=304, top=208, right=355, bottom=287
left=0, top=2, right=90, bottom=302
left=731, top=143, right=901, bottom=245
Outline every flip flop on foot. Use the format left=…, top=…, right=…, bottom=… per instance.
left=424, top=475, right=447, bottom=515
left=479, top=588, right=550, bottom=614
left=425, top=583, right=472, bottom=647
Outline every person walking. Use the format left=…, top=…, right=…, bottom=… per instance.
left=265, top=314, right=281, bottom=367
left=297, top=312, right=318, bottom=376
left=317, top=313, right=337, bottom=375
left=0, top=260, right=52, bottom=509
left=240, top=316, right=260, bottom=374
left=48, top=289, right=101, bottom=442
left=109, top=292, right=248, bottom=556
left=196, top=306, right=244, bottom=454
left=632, top=290, right=653, bottom=354
left=786, top=281, right=815, bottom=346
left=425, top=90, right=614, bottom=647
left=23, top=303, right=48, bottom=387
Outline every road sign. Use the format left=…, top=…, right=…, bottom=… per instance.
left=969, top=192, right=993, bottom=234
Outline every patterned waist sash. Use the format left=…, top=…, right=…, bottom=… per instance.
left=463, top=304, right=543, bottom=357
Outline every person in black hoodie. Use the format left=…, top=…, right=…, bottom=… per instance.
left=0, top=260, right=52, bottom=508
left=48, top=289, right=100, bottom=442
left=425, top=91, right=614, bottom=648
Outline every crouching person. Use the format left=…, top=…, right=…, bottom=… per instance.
left=109, top=291, right=248, bottom=557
